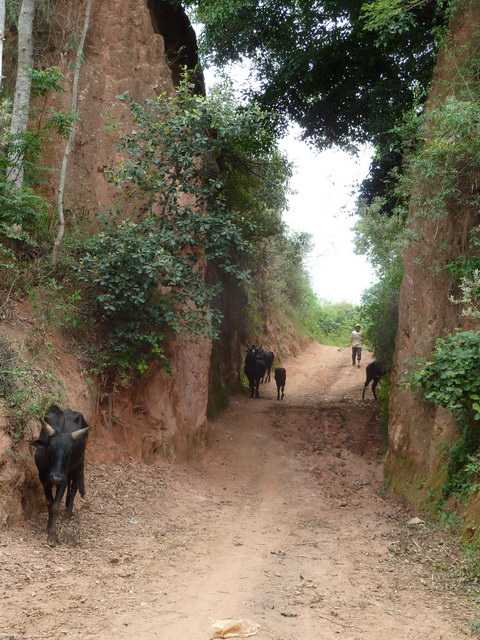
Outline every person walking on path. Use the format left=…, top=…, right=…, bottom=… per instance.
left=351, top=324, right=362, bottom=367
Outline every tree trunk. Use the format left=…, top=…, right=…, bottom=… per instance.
left=0, top=0, right=6, bottom=91
left=52, top=0, right=93, bottom=265
left=8, top=0, right=35, bottom=188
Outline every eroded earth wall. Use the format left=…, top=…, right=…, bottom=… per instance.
left=386, top=3, right=480, bottom=510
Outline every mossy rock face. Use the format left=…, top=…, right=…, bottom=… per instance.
left=384, top=448, right=480, bottom=542
left=207, top=381, right=230, bottom=419
left=384, top=452, right=446, bottom=511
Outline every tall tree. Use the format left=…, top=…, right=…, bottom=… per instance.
left=52, top=0, right=93, bottom=264
left=0, top=0, right=5, bottom=91
left=8, top=0, right=35, bottom=187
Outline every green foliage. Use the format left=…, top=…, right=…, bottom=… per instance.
left=354, top=199, right=406, bottom=276
left=411, top=331, right=480, bottom=497
left=27, top=277, right=83, bottom=332
left=74, top=217, right=216, bottom=378
left=361, top=0, right=427, bottom=33
left=6, top=0, right=59, bottom=42
left=362, top=0, right=460, bottom=36
left=0, top=337, right=64, bottom=442
left=0, top=66, right=70, bottom=281
left=377, top=375, right=390, bottom=445
left=31, top=66, right=64, bottom=97
left=360, top=271, right=401, bottom=367
left=244, top=230, right=317, bottom=339
left=0, top=180, right=49, bottom=259
left=353, top=2, right=469, bottom=340
left=68, top=76, right=293, bottom=381
left=187, top=0, right=446, bottom=151
left=44, top=110, right=75, bottom=139
left=411, top=332, right=480, bottom=418
left=448, top=228, right=480, bottom=319
left=300, top=296, right=360, bottom=346
left=403, top=97, right=480, bottom=224
left=470, top=619, right=480, bottom=636
left=355, top=188, right=405, bottom=366
left=357, top=15, right=480, bottom=409
left=245, top=232, right=359, bottom=347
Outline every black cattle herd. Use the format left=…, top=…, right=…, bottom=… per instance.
left=31, top=351, right=384, bottom=545
left=244, top=345, right=385, bottom=402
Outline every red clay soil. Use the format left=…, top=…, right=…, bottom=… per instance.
left=0, top=343, right=476, bottom=639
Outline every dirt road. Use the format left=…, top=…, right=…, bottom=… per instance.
left=0, top=343, right=476, bottom=639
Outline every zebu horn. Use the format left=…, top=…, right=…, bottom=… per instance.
left=71, top=428, right=89, bottom=441
left=42, top=421, right=56, bottom=437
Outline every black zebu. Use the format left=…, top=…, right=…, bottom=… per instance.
left=274, top=367, right=286, bottom=400
left=244, top=346, right=267, bottom=399
left=32, top=404, right=89, bottom=545
left=262, top=350, right=275, bottom=383
left=362, top=361, right=386, bottom=400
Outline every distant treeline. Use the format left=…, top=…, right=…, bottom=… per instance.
left=298, top=292, right=360, bottom=347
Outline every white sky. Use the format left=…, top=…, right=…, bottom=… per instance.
left=280, top=129, right=375, bottom=303
left=203, top=64, right=376, bottom=304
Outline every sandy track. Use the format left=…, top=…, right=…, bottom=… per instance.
left=0, top=343, right=476, bottom=639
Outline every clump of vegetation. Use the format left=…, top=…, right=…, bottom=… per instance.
left=402, top=96, right=480, bottom=227
left=448, top=227, right=480, bottom=319
left=245, top=231, right=311, bottom=336
left=301, top=296, right=360, bottom=347
left=355, top=194, right=405, bottom=367
left=359, top=271, right=402, bottom=367
left=470, top=619, right=480, bottom=636
left=0, top=66, right=74, bottom=288
left=64, top=77, right=297, bottom=382
left=74, top=217, right=214, bottom=379
left=411, top=331, right=480, bottom=498
left=0, top=336, right=64, bottom=442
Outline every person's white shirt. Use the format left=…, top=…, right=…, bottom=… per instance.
left=351, top=330, right=362, bottom=347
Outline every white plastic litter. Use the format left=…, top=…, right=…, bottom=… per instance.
left=407, top=516, right=425, bottom=527
left=210, top=619, right=260, bottom=638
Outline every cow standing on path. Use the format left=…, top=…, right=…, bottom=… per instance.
left=362, top=361, right=386, bottom=400
left=244, top=346, right=267, bottom=399
left=262, top=350, right=275, bottom=383
left=274, top=367, right=286, bottom=400
left=31, top=404, right=89, bottom=546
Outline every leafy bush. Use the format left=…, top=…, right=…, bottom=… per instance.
left=0, top=181, right=49, bottom=258
left=74, top=217, right=218, bottom=378
left=411, top=331, right=480, bottom=497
